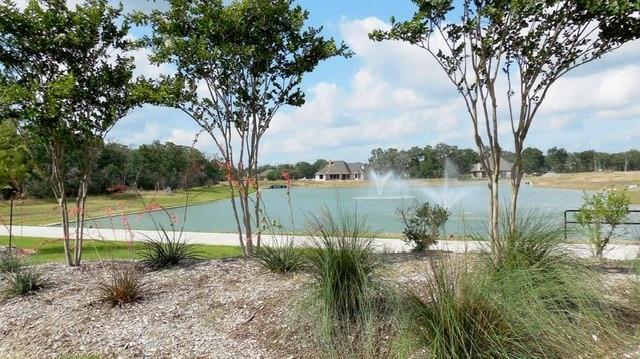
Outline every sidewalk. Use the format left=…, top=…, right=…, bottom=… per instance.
left=1, top=225, right=638, bottom=261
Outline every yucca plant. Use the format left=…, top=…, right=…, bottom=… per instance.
left=97, top=266, right=146, bottom=307
left=138, top=227, right=201, bottom=270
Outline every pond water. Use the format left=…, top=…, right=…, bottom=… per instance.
left=86, top=183, right=591, bottom=236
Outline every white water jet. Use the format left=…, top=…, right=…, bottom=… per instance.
left=422, top=158, right=465, bottom=209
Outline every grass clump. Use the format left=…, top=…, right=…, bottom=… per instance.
left=300, top=204, right=401, bottom=357
left=2, top=265, right=48, bottom=296
left=403, top=211, right=623, bottom=358
left=138, top=227, right=201, bottom=270
left=97, top=265, right=146, bottom=307
left=253, top=237, right=304, bottom=273
left=0, top=252, right=25, bottom=273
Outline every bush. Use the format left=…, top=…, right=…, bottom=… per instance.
left=98, top=266, right=146, bottom=307
left=574, top=188, right=630, bottom=257
left=398, top=201, right=449, bottom=252
left=2, top=266, right=47, bottom=296
left=253, top=237, right=304, bottom=273
left=138, top=227, right=201, bottom=270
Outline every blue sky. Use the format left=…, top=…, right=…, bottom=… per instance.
left=16, top=0, right=640, bottom=165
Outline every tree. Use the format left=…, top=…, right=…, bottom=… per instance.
left=545, top=147, right=568, bottom=173
left=0, top=120, right=29, bottom=198
left=574, top=189, right=630, bottom=257
left=371, top=0, right=640, bottom=249
left=141, top=0, right=349, bottom=256
left=521, top=147, right=545, bottom=174
left=0, top=0, right=146, bottom=266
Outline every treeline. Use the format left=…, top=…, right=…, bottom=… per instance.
left=2, top=130, right=222, bottom=199
left=258, top=159, right=329, bottom=180
left=366, top=143, right=640, bottom=178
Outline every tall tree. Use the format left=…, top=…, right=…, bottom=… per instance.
left=140, top=0, right=349, bottom=256
left=0, top=0, right=146, bottom=265
left=371, top=0, right=640, bottom=248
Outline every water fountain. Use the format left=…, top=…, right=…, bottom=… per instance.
left=363, top=170, right=412, bottom=199
left=422, top=158, right=466, bottom=209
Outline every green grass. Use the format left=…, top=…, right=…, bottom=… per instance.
left=0, top=185, right=234, bottom=226
left=0, top=235, right=242, bottom=264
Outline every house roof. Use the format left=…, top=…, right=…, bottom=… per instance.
left=315, top=161, right=366, bottom=175
left=471, top=157, right=513, bottom=172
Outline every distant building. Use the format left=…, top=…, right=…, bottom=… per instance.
left=314, top=160, right=367, bottom=181
left=470, top=157, right=514, bottom=179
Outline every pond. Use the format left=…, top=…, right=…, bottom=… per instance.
left=86, top=182, right=591, bottom=236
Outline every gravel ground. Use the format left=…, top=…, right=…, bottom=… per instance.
left=1, top=254, right=640, bottom=358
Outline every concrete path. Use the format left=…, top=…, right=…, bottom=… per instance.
left=1, top=225, right=639, bottom=261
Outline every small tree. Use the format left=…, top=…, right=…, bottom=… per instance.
left=371, top=0, right=640, bottom=252
left=398, top=201, right=450, bottom=252
left=574, top=188, right=630, bottom=257
left=0, top=0, right=147, bottom=266
left=140, top=0, right=350, bottom=256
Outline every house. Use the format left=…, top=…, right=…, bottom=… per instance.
left=470, top=157, right=514, bottom=179
left=314, top=160, right=367, bottom=181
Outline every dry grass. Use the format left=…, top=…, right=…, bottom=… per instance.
left=526, top=171, right=640, bottom=204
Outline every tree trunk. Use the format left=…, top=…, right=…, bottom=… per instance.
left=488, top=165, right=501, bottom=253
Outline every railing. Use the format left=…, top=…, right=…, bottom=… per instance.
left=564, top=209, right=640, bottom=240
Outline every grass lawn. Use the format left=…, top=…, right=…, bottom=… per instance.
left=0, top=185, right=234, bottom=227
left=0, top=235, right=243, bottom=264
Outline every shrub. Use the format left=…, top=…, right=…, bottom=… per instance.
left=2, top=266, right=47, bottom=296
left=253, top=237, right=304, bottom=273
left=574, top=188, right=630, bottom=257
left=138, top=227, right=201, bottom=270
left=98, top=266, right=146, bottom=307
left=398, top=201, right=450, bottom=252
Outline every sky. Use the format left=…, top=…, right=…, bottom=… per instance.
left=14, top=0, right=640, bottom=165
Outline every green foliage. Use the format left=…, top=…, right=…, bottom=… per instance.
left=399, top=201, right=450, bottom=252
left=138, top=227, right=202, bottom=270
left=0, top=0, right=151, bottom=266
left=574, top=189, right=630, bottom=257
left=97, top=266, right=146, bottom=307
left=253, top=238, right=304, bottom=273
left=2, top=265, right=47, bottom=296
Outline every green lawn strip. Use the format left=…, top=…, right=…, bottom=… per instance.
left=0, top=186, right=234, bottom=226
left=0, top=236, right=242, bottom=264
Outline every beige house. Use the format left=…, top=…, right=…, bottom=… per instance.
left=314, top=160, right=367, bottom=181
left=470, top=157, right=514, bottom=179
